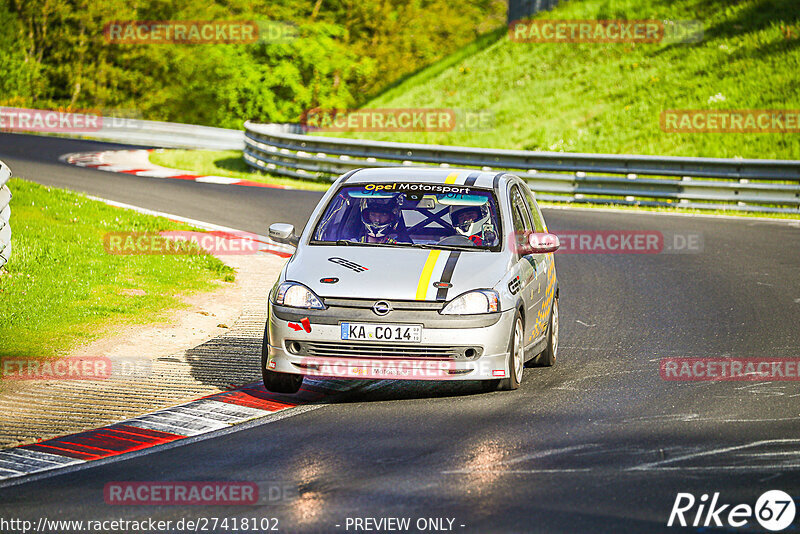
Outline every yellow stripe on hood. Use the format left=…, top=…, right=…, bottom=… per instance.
left=416, top=250, right=442, bottom=300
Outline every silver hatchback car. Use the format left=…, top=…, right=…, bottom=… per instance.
left=263, top=167, right=560, bottom=393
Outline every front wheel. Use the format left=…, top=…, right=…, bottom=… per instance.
left=263, top=369, right=303, bottom=394
left=262, top=325, right=304, bottom=394
left=498, top=312, right=524, bottom=391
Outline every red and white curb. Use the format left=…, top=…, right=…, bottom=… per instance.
left=61, top=150, right=299, bottom=257
left=0, top=378, right=352, bottom=483
left=60, top=150, right=293, bottom=189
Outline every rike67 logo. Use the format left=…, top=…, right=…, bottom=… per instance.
left=668, top=490, right=796, bottom=531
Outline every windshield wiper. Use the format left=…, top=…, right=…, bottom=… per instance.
left=313, top=240, right=488, bottom=251
left=409, top=243, right=488, bottom=252
left=351, top=241, right=409, bottom=248
left=312, top=240, right=405, bottom=248
left=309, top=240, right=363, bottom=246
left=335, top=240, right=409, bottom=248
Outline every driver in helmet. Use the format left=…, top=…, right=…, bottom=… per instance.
left=358, top=196, right=405, bottom=244
left=449, top=203, right=496, bottom=246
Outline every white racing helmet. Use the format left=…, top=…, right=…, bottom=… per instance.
left=449, top=202, right=492, bottom=237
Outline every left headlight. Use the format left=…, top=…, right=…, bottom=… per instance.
left=440, top=289, right=499, bottom=315
left=273, top=281, right=325, bottom=309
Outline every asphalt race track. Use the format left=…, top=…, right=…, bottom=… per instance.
left=2, top=133, right=800, bottom=533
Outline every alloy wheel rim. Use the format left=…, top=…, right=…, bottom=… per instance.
left=514, top=319, right=524, bottom=381
left=552, top=299, right=559, bottom=360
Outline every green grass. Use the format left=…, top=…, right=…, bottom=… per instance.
left=329, top=0, right=800, bottom=160
left=149, top=149, right=332, bottom=191
left=0, top=178, right=235, bottom=361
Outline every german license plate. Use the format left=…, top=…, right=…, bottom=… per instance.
left=340, top=323, right=421, bottom=343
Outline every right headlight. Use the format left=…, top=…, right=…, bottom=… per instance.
left=273, top=281, right=325, bottom=310
left=440, top=290, right=499, bottom=315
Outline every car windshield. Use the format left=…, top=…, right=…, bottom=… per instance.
left=311, top=183, right=502, bottom=250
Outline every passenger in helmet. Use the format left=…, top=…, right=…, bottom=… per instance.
left=358, top=196, right=404, bottom=243
left=449, top=202, right=497, bottom=246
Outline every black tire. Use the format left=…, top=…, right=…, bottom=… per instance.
left=261, top=324, right=304, bottom=394
left=498, top=311, right=524, bottom=391
left=536, top=297, right=559, bottom=367
left=263, top=369, right=304, bottom=394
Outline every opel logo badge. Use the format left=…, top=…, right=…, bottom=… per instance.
left=372, top=301, right=392, bottom=316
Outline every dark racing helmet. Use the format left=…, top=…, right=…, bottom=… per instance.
left=360, top=196, right=402, bottom=238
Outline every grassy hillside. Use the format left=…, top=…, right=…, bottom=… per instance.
left=335, top=0, right=800, bottom=160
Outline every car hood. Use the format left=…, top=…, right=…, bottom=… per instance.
left=285, top=245, right=510, bottom=302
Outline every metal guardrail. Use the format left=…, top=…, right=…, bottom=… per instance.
left=92, top=116, right=244, bottom=150
left=243, top=121, right=800, bottom=214
left=0, top=107, right=243, bottom=150
left=0, top=160, right=12, bottom=268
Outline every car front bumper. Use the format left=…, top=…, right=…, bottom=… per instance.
left=265, top=302, right=516, bottom=381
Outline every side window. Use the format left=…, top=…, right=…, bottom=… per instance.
left=314, top=195, right=349, bottom=240
left=509, top=184, right=534, bottom=254
left=521, top=186, right=546, bottom=232
left=510, top=185, right=533, bottom=232
left=511, top=202, right=527, bottom=234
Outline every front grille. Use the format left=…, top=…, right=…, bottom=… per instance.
left=288, top=341, right=482, bottom=361
left=322, top=298, right=445, bottom=311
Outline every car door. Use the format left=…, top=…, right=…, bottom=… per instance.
left=521, top=185, right=555, bottom=341
left=508, top=182, right=542, bottom=346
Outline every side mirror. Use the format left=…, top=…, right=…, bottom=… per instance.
left=269, top=223, right=299, bottom=246
left=528, top=232, right=560, bottom=254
